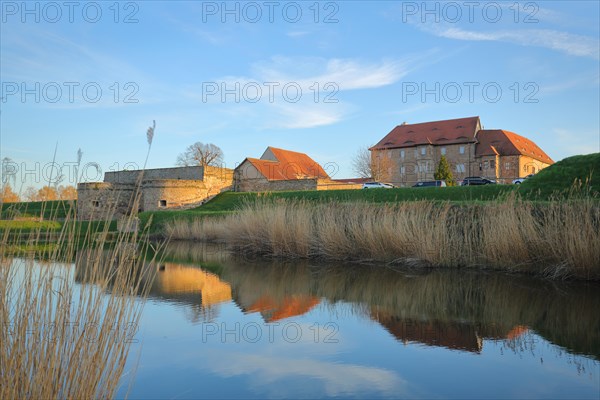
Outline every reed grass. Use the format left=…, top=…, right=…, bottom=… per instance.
left=0, top=193, right=162, bottom=399
left=166, top=196, right=600, bottom=280
left=0, top=137, right=165, bottom=398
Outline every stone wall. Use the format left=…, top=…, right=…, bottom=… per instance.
left=316, top=179, right=362, bottom=190
left=104, top=166, right=205, bottom=184
left=77, top=182, right=137, bottom=220
left=78, top=166, right=234, bottom=220
left=142, top=179, right=209, bottom=211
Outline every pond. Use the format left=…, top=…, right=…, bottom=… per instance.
left=11, top=242, right=600, bottom=399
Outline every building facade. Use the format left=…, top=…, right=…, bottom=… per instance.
left=370, top=116, right=553, bottom=186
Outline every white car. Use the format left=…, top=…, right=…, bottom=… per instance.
left=362, top=182, right=395, bottom=189
left=512, top=174, right=535, bottom=184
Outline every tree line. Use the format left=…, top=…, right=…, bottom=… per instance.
left=1, top=185, right=78, bottom=203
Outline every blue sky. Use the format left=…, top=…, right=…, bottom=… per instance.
left=1, top=1, right=599, bottom=188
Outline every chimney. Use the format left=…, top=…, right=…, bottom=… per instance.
left=401, top=121, right=407, bottom=126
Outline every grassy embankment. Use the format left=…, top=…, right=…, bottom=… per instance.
left=0, top=200, right=116, bottom=241
left=165, top=154, right=600, bottom=280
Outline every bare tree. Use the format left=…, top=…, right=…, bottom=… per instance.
left=23, top=186, right=39, bottom=202
left=176, top=142, right=224, bottom=167
left=352, top=146, right=394, bottom=182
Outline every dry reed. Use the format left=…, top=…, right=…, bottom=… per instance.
left=0, top=200, right=161, bottom=399
left=166, top=197, right=600, bottom=280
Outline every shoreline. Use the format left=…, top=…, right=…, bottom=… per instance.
left=165, top=198, right=600, bottom=281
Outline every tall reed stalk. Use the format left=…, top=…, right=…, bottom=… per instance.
left=0, top=121, right=163, bottom=398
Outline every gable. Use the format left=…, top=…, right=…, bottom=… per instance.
left=476, top=130, right=553, bottom=164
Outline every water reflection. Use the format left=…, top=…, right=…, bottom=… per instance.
left=153, top=241, right=600, bottom=360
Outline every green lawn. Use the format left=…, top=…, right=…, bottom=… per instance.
left=518, top=153, right=600, bottom=199
left=139, top=185, right=516, bottom=233
left=0, top=200, right=75, bottom=220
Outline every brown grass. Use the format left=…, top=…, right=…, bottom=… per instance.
left=166, top=197, right=600, bottom=280
left=1, top=198, right=162, bottom=399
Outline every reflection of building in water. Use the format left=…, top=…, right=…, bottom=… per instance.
left=152, top=263, right=231, bottom=307
left=244, top=295, right=320, bottom=322
left=159, top=243, right=600, bottom=359
left=372, top=310, right=528, bottom=353
left=146, top=263, right=233, bottom=323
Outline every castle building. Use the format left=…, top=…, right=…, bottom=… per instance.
left=370, top=116, right=553, bottom=186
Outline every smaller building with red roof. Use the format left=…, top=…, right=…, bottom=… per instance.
left=234, top=147, right=361, bottom=192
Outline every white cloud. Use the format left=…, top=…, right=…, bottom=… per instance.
left=267, top=103, right=349, bottom=129
left=198, top=54, right=433, bottom=129
left=204, top=350, right=406, bottom=397
left=249, top=56, right=411, bottom=91
left=420, top=25, right=599, bottom=59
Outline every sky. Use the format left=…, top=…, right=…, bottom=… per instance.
left=1, top=0, right=599, bottom=189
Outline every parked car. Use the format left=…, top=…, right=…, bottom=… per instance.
left=362, top=182, right=395, bottom=189
left=412, top=180, right=447, bottom=188
left=460, top=177, right=496, bottom=186
left=512, top=174, right=535, bottom=184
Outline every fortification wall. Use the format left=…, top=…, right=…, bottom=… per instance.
left=104, top=166, right=205, bottom=184
left=78, top=166, right=234, bottom=219
left=77, top=182, right=137, bottom=220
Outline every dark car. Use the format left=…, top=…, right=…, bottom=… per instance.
left=460, top=177, right=496, bottom=186
left=412, top=180, right=447, bottom=188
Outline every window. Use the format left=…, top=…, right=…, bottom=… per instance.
left=523, top=165, right=528, bottom=172
left=484, top=160, right=489, bottom=169
left=490, top=160, right=496, bottom=168
left=421, top=147, right=426, bottom=156
left=414, top=149, right=418, bottom=157
left=159, top=200, right=167, bottom=207
left=400, top=150, right=405, bottom=159
left=441, top=147, right=446, bottom=155
left=459, top=146, right=465, bottom=154
left=92, top=200, right=100, bottom=208
left=400, top=166, right=406, bottom=175
left=479, top=162, right=482, bottom=171
left=387, top=151, right=392, bottom=158
left=456, top=164, right=465, bottom=173
left=505, top=162, right=511, bottom=170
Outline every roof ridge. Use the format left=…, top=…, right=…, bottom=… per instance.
left=396, top=116, right=479, bottom=128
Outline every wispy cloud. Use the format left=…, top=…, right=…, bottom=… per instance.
left=250, top=56, right=412, bottom=91
left=286, top=31, right=311, bottom=38
left=195, top=54, right=434, bottom=129
left=419, top=25, right=599, bottom=59
left=204, top=350, right=406, bottom=397
left=266, top=102, right=350, bottom=129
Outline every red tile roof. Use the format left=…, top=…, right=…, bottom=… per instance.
left=243, top=147, right=330, bottom=181
left=247, top=295, right=320, bottom=322
left=476, top=130, right=554, bottom=164
left=371, top=116, right=480, bottom=150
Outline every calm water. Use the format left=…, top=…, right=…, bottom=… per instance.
left=15, top=243, right=600, bottom=398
